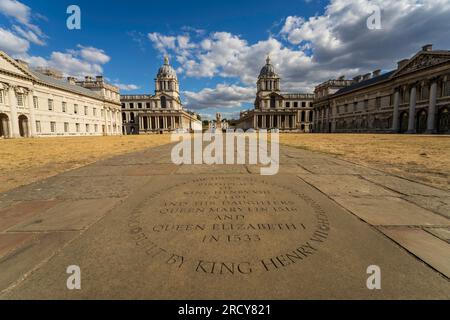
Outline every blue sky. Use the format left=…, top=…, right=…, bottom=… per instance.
left=1, top=0, right=450, bottom=119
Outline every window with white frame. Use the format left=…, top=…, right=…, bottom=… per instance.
left=64, top=122, right=69, bottom=133
left=48, top=99, right=53, bottom=111
left=0, top=90, right=4, bottom=104
left=86, top=124, right=90, bottom=132
left=33, top=96, right=38, bottom=109
left=16, top=93, right=24, bottom=106
left=95, top=124, right=98, bottom=132
left=84, top=106, right=88, bottom=115
left=36, top=121, right=41, bottom=133
left=76, top=123, right=80, bottom=132
left=62, top=102, right=67, bottom=113
left=93, top=108, right=97, bottom=116
left=50, top=121, right=56, bottom=133
left=74, top=104, right=78, bottom=114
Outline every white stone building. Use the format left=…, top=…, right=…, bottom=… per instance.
left=237, top=56, right=314, bottom=132
left=121, top=57, right=201, bottom=134
left=0, top=51, right=122, bottom=138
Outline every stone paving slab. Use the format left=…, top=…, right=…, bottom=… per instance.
left=8, top=198, right=123, bottom=232
left=403, top=196, right=450, bottom=219
left=425, top=227, right=450, bottom=243
left=0, top=201, right=59, bottom=231
left=363, top=175, right=450, bottom=197
left=331, top=196, right=450, bottom=226
left=62, top=164, right=177, bottom=177
left=300, top=175, right=399, bottom=197
left=0, top=234, right=34, bottom=258
left=379, top=227, right=450, bottom=278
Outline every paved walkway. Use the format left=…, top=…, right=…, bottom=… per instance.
left=0, top=142, right=449, bottom=299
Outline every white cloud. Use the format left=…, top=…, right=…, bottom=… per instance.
left=113, top=83, right=140, bottom=91
left=183, top=84, right=255, bottom=110
left=0, top=27, right=29, bottom=54
left=77, top=45, right=111, bottom=64
left=12, top=25, right=45, bottom=46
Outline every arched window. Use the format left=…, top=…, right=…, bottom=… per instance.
left=161, top=96, right=167, bottom=108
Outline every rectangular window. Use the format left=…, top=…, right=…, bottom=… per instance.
left=285, top=102, right=290, bottom=108
left=121, top=103, right=125, bottom=108
left=33, top=96, right=38, bottom=109
left=302, top=102, right=306, bottom=108
left=138, top=103, right=143, bottom=109
left=64, top=122, right=69, bottom=133
left=36, top=121, right=41, bottom=133
left=86, top=124, right=90, bottom=132
left=50, top=121, right=56, bottom=133
left=48, top=99, right=53, bottom=111
left=375, top=97, right=381, bottom=109
left=93, top=108, right=97, bottom=116
left=76, top=123, right=80, bottom=132
left=16, top=93, right=24, bottom=106
left=62, top=102, right=67, bottom=113
left=129, top=103, right=134, bottom=109
left=294, top=102, right=298, bottom=108
left=95, top=124, right=98, bottom=132
left=101, top=109, right=105, bottom=117
left=146, top=102, right=151, bottom=109
left=74, top=104, right=78, bottom=114
left=84, top=106, right=88, bottom=115
left=0, top=90, right=3, bottom=104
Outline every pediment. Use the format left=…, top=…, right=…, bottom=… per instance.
left=0, top=51, right=36, bottom=79
left=392, top=52, right=450, bottom=78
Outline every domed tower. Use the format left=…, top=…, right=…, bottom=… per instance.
left=257, top=56, right=280, bottom=94
left=155, top=56, right=180, bottom=100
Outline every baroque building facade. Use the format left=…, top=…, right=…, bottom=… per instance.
left=237, top=57, right=314, bottom=132
left=312, top=45, right=450, bottom=134
left=121, top=57, right=201, bottom=134
left=0, top=51, right=122, bottom=138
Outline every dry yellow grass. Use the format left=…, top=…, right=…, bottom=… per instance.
left=280, top=134, right=450, bottom=190
left=0, top=135, right=171, bottom=193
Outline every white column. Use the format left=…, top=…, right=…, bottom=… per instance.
left=426, top=79, right=438, bottom=134
left=8, top=86, right=20, bottom=138
left=407, top=84, right=417, bottom=133
left=27, top=90, right=36, bottom=137
left=392, top=88, right=400, bottom=132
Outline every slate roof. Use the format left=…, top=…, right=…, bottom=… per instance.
left=30, top=70, right=103, bottom=100
left=335, top=70, right=395, bottom=96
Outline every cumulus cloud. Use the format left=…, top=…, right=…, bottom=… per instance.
left=0, top=0, right=47, bottom=46
left=183, top=84, right=255, bottom=110
left=0, top=27, right=29, bottom=54
left=77, top=45, right=111, bottom=64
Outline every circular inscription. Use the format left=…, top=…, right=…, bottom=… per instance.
left=128, top=176, right=330, bottom=276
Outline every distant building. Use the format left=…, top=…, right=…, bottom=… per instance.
left=312, top=45, right=450, bottom=134
left=237, top=56, right=314, bottom=132
left=0, top=51, right=122, bottom=138
left=121, top=57, right=201, bottom=134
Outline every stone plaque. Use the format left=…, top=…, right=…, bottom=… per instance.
left=128, top=176, right=330, bottom=276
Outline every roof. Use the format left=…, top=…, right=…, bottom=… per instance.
left=30, top=70, right=103, bottom=100
left=335, top=70, right=395, bottom=95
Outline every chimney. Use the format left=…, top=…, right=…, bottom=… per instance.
left=362, top=73, right=371, bottom=80
left=15, top=59, right=29, bottom=69
left=372, top=69, right=381, bottom=77
left=422, top=44, right=432, bottom=52
left=338, top=75, right=345, bottom=80
left=85, top=76, right=93, bottom=81
left=397, top=59, right=409, bottom=70
left=67, top=77, right=76, bottom=85
left=96, top=76, right=104, bottom=82
left=353, top=75, right=362, bottom=83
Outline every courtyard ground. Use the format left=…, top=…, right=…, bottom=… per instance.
left=279, top=134, right=450, bottom=190
left=0, top=135, right=171, bottom=193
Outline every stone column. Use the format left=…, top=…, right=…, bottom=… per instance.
left=407, top=84, right=417, bottom=133
left=392, top=88, right=400, bottom=132
left=27, top=90, right=36, bottom=137
left=426, top=78, right=438, bottom=134
left=8, top=86, right=20, bottom=138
